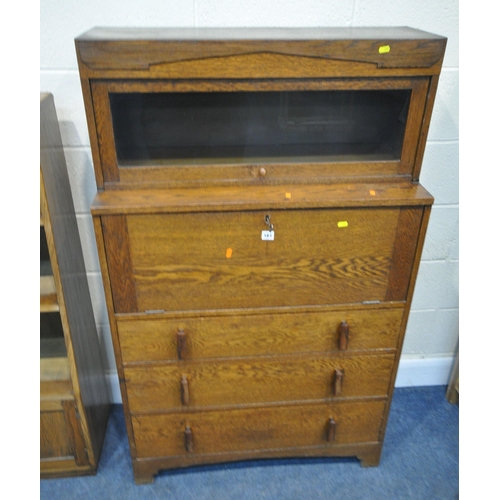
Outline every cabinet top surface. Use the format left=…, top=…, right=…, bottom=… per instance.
left=76, top=26, right=445, bottom=42
left=75, top=26, right=446, bottom=76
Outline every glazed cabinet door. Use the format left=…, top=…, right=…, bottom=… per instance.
left=90, top=78, right=429, bottom=188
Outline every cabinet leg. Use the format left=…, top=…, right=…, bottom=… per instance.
left=134, top=473, right=155, bottom=485
left=134, top=474, right=155, bottom=484
left=358, top=447, right=382, bottom=467
left=133, top=462, right=156, bottom=484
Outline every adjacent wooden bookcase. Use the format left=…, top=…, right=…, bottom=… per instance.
left=76, top=27, right=446, bottom=484
left=40, top=93, right=110, bottom=478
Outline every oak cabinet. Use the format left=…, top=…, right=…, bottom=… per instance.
left=76, top=27, right=446, bottom=483
left=40, top=93, right=110, bottom=478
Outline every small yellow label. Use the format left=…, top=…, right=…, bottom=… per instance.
left=337, top=221, right=348, bottom=228
left=378, top=45, right=391, bottom=54
left=370, top=190, right=376, bottom=196
left=285, top=192, right=292, bottom=199
left=226, top=248, right=233, bottom=258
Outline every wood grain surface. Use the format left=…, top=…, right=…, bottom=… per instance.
left=91, top=182, right=433, bottom=215
left=40, top=409, right=74, bottom=459
left=40, top=93, right=110, bottom=477
left=124, top=353, right=395, bottom=412
left=76, top=28, right=442, bottom=482
left=132, top=400, right=386, bottom=458
left=76, top=27, right=446, bottom=77
left=103, top=207, right=411, bottom=312
left=117, top=307, right=404, bottom=363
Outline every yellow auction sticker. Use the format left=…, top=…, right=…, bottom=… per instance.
left=337, top=221, right=348, bottom=228
left=378, top=45, right=391, bottom=54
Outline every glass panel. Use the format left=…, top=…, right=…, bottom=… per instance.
left=40, top=312, right=67, bottom=358
left=40, top=226, right=53, bottom=276
left=40, top=225, right=65, bottom=359
left=110, top=90, right=410, bottom=167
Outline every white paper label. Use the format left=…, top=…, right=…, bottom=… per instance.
left=261, top=230, right=275, bottom=241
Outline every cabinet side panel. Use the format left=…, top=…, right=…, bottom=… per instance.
left=40, top=93, right=110, bottom=469
left=62, top=400, right=89, bottom=466
left=100, top=215, right=138, bottom=313
left=79, top=76, right=104, bottom=188
left=385, top=207, right=424, bottom=302
left=90, top=82, right=120, bottom=183
left=399, top=79, right=429, bottom=176
left=412, top=75, right=441, bottom=181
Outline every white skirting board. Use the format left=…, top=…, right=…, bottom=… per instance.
left=105, top=356, right=456, bottom=404
left=394, top=356, right=455, bottom=388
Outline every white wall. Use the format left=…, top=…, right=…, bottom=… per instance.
left=40, top=0, right=459, bottom=400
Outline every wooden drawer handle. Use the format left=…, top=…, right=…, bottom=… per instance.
left=327, top=417, right=336, bottom=443
left=184, top=424, right=194, bottom=452
left=339, top=321, right=349, bottom=351
left=180, top=375, right=190, bottom=406
left=332, top=368, right=344, bottom=396
left=177, top=328, right=187, bottom=360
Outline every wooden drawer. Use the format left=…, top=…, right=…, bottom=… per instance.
left=118, top=307, right=403, bottom=363
left=125, top=353, right=395, bottom=413
left=132, top=400, right=386, bottom=459
left=100, top=206, right=423, bottom=313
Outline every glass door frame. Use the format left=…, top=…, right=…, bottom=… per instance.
left=91, top=77, right=429, bottom=189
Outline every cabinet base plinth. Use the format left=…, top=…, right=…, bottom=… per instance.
left=358, top=447, right=383, bottom=467
left=132, top=442, right=383, bottom=484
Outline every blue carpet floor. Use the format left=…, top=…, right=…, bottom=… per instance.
left=40, top=386, right=459, bottom=499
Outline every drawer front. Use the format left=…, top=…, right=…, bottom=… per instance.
left=118, top=308, right=404, bottom=363
left=132, top=400, right=386, bottom=458
left=125, top=353, right=395, bottom=412
left=101, top=207, right=423, bottom=313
